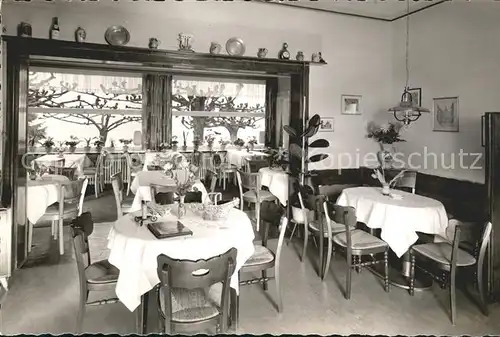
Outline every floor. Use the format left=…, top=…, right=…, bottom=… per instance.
left=2, top=187, right=500, bottom=335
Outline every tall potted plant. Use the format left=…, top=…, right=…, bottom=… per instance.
left=182, top=131, right=188, bottom=151
left=366, top=122, right=405, bottom=168
left=170, top=136, right=179, bottom=152
left=233, top=138, right=245, bottom=151
left=83, top=137, right=95, bottom=153
left=205, top=134, right=215, bottom=152
left=65, top=136, right=80, bottom=153
left=247, top=136, right=258, bottom=151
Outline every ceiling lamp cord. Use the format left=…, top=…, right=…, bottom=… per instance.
left=405, top=0, right=410, bottom=90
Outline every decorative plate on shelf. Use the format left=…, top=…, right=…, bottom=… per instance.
left=105, top=26, right=130, bottom=46
left=225, top=37, right=245, bottom=56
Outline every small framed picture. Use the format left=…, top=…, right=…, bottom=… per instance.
left=341, top=95, right=362, bottom=115
left=319, top=117, right=334, bottom=132
left=433, top=96, right=459, bottom=132
left=408, top=88, right=422, bottom=106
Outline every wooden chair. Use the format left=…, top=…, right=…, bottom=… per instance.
left=324, top=201, right=390, bottom=299
left=124, top=152, right=143, bottom=196
left=111, top=172, right=134, bottom=218
left=191, top=151, right=203, bottom=180
left=83, top=153, right=105, bottom=198
left=69, top=213, right=120, bottom=333
left=393, top=170, right=417, bottom=194
left=28, top=178, right=88, bottom=256
left=212, top=152, right=236, bottom=190
left=237, top=216, right=288, bottom=323
left=409, top=221, right=492, bottom=325
left=155, top=247, right=237, bottom=334
left=236, top=169, right=277, bottom=231
left=0, top=278, right=8, bottom=334
left=244, top=157, right=269, bottom=173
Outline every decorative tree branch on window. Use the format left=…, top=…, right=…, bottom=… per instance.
left=172, top=80, right=264, bottom=141
left=28, top=72, right=143, bottom=143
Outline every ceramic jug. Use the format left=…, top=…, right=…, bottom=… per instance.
left=149, top=38, right=160, bottom=49
left=311, top=53, right=320, bottom=63
left=210, top=42, right=222, bottom=54
left=296, top=51, right=304, bottom=61
left=257, top=48, right=268, bottom=58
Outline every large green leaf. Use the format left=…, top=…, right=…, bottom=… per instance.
left=308, top=114, right=321, bottom=128
left=307, top=153, right=329, bottom=163
left=283, top=125, right=297, bottom=138
left=309, top=139, right=329, bottom=148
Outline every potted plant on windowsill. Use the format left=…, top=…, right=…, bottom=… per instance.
left=170, top=136, right=179, bottom=152
left=233, top=138, right=245, bottom=151
left=83, top=137, right=95, bottom=153
left=193, top=137, right=201, bottom=152
left=65, top=136, right=80, bottom=153
left=159, top=143, right=169, bottom=152
left=205, top=134, right=215, bottom=152
left=219, top=139, right=230, bottom=151
left=108, top=139, right=116, bottom=152
left=119, top=138, right=133, bottom=152
left=42, top=137, right=55, bottom=154
left=94, top=139, right=105, bottom=153
left=247, top=136, right=258, bottom=151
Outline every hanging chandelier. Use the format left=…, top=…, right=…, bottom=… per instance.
left=388, top=0, right=430, bottom=125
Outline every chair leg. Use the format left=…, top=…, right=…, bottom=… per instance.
left=288, top=222, right=298, bottom=246
left=275, top=264, right=282, bottom=313
left=477, top=263, right=489, bottom=316
left=409, top=253, right=416, bottom=296
left=223, top=171, right=227, bottom=191
left=52, top=220, right=57, bottom=239
left=319, top=236, right=324, bottom=278
left=58, top=218, right=64, bottom=255
left=345, top=253, right=352, bottom=300
left=94, top=175, right=99, bottom=199
left=355, top=256, right=361, bottom=273
left=255, top=202, right=260, bottom=232
left=302, top=225, right=308, bottom=262
left=27, top=222, right=33, bottom=253
left=450, top=273, right=456, bottom=325
left=323, top=239, right=332, bottom=281
left=262, top=270, right=268, bottom=291
left=384, top=250, right=389, bottom=292
left=76, top=290, right=88, bottom=333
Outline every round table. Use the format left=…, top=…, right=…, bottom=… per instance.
left=337, top=186, right=448, bottom=290
left=107, top=205, right=255, bottom=312
left=259, top=167, right=288, bottom=206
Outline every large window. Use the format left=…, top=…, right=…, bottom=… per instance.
left=171, top=76, right=266, bottom=146
left=28, top=69, right=142, bottom=150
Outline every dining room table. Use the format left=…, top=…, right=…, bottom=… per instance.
left=129, top=170, right=208, bottom=212
left=107, top=203, right=255, bottom=333
left=226, top=149, right=268, bottom=168
left=259, top=167, right=288, bottom=206
left=34, top=153, right=92, bottom=178
left=336, top=186, right=449, bottom=290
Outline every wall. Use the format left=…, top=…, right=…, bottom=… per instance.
left=2, top=0, right=393, bottom=171
left=391, top=2, right=500, bottom=183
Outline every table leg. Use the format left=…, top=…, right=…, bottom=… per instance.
left=135, top=291, right=149, bottom=334
left=368, top=251, right=433, bottom=291
left=229, top=288, right=239, bottom=331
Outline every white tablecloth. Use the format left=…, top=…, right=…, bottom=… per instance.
left=107, top=206, right=255, bottom=311
left=130, top=171, right=208, bottom=212
left=34, top=154, right=91, bottom=177
left=143, top=152, right=187, bottom=171
left=336, top=186, right=448, bottom=257
left=226, top=149, right=268, bottom=168
left=20, top=176, right=70, bottom=224
left=259, top=167, right=288, bottom=206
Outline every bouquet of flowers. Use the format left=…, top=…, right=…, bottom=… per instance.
left=371, top=167, right=407, bottom=194
left=205, top=134, right=216, bottom=147
left=366, top=122, right=405, bottom=144
left=172, top=164, right=198, bottom=196
left=233, top=138, right=245, bottom=147
left=247, top=136, right=258, bottom=145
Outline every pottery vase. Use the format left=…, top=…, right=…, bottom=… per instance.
left=149, top=38, right=160, bottom=49
left=75, top=27, right=86, bottom=43
left=236, top=145, right=243, bottom=151
left=377, top=143, right=394, bottom=168
left=381, top=184, right=390, bottom=196
left=209, top=42, right=221, bottom=54
left=69, top=146, right=76, bottom=153
left=45, top=146, right=53, bottom=154
left=178, top=195, right=186, bottom=219
left=172, top=144, right=178, bottom=152
left=296, top=51, right=304, bottom=61
left=181, top=145, right=187, bottom=151
left=220, top=144, right=226, bottom=151
left=84, top=146, right=91, bottom=153
left=257, top=48, right=268, bottom=58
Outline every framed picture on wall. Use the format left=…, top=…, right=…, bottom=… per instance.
left=433, top=96, right=459, bottom=132
left=408, top=87, right=422, bottom=106
left=341, top=95, right=362, bottom=115
left=319, top=117, right=334, bottom=132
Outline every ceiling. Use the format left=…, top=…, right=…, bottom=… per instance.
left=270, top=0, right=447, bottom=21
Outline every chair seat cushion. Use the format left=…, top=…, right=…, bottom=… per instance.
left=85, top=259, right=119, bottom=284
left=333, top=229, right=388, bottom=250
left=159, top=287, right=220, bottom=323
left=309, top=220, right=354, bottom=237
left=83, top=167, right=97, bottom=175
left=243, top=190, right=276, bottom=203
left=42, top=203, right=78, bottom=217
left=411, top=243, right=476, bottom=267
left=242, top=244, right=275, bottom=268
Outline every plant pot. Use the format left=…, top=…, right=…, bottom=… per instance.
left=181, top=145, right=187, bottom=152
left=28, top=146, right=36, bottom=153
left=208, top=144, right=214, bottom=152
left=377, top=143, right=394, bottom=168
left=96, top=146, right=102, bottom=153
left=172, top=144, right=178, bottom=152
left=83, top=146, right=91, bottom=153
left=69, top=146, right=76, bottom=153
left=236, top=145, right=242, bottom=151
left=193, top=145, right=199, bottom=152
left=123, top=145, right=129, bottom=153
left=249, top=144, right=255, bottom=151
left=108, top=147, right=115, bottom=152
left=45, top=146, right=53, bottom=154
left=381, top=184, right=391, bottom=196
left=220, top=144, right=226, bottom=151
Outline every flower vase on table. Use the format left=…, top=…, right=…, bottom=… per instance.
left=377, top=143, right=394, bottom=169
left=178, top=195, right=186, bottom=219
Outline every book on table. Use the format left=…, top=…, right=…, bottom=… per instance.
left=147, top=220, right=193, bottom=239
